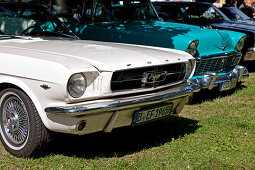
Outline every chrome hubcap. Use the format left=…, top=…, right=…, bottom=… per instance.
left=2, top=95, right=29, bottom=145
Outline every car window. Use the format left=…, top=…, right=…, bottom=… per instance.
left=220, top=7, right=251, bottom=20
left=0, top=7, right=12, bottom=16
left=50, top=0, right=93, bottom=23
left=0, top=5, right=72, bottom=36
left=154, top=5, right=184, bottom=23
left=220, top=7, right=239, bottom=20
left=180, top=4, right=224, bottom=22
left=94, top=0, right=159, bottom=22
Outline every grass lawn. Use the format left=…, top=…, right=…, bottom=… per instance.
left=0, top=61, right=255, bottom=169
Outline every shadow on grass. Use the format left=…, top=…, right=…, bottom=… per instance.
left=190, top=82, right=246, bottom=105
left=243, top=60, right=255, bottom=73
left=46, top=116, right=199, bottom=158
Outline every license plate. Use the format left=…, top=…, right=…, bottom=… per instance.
left=132, top=104, right=173, bottom=125
left=220, top=79, right=237, bottom=91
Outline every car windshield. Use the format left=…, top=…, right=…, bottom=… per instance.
left=220, top=7, right=251, bottom=21
left=153, top=4, right=185, bottom=23
left=0, top=3, right=76, bottom=38
left=179, top=4, right=231, bottom=23
left=95, top=0, right=159, bottom=22
left=48, top=0, right=159, bottom=23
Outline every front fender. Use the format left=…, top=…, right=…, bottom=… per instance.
left=217, top=29, right=247, bottom=49
left=171, top=34, right=198, bottom=52
left=0, top=76, right=67, bottom=131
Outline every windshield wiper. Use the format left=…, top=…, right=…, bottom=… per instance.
left=43, top=31, right=80, bottom=39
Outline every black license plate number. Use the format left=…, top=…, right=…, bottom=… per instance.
left=132, top=104, right=173, bottom=125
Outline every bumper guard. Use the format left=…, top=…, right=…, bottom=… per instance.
left=188, top=65, right=248, bottom=92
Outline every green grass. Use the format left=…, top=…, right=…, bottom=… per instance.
left=1, top=64, right=255, bottom=169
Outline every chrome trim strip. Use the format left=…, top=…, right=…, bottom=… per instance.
left=197, top=51, right=241, bottom=59
left=245, top=48, right=255, bottom=58
left=247, top=47, right=255, bottom=52
left=45, top=84, right=193, bottom=116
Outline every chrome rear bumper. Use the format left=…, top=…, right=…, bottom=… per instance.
left=188, top=65, right=248, bottom=92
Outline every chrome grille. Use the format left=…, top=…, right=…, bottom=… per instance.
left=111, top=63, right=186, bottom=92
left=194, top=52, right=241, bottom=76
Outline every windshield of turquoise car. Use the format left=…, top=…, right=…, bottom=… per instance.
left=49, top=0, right=88, bottom=23
left=179, top=5, right=226, bottom=23
left=0, top=5, right=71, bottom=36
left=94, top=0, right=159, bottom=22
left=153, top=5, right=185, bottom=23
left=220, top=7, right=251, bottom=21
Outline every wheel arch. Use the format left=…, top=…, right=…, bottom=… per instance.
left=0, top=78, right=51, bottom=131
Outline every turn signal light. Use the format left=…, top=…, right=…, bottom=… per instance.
left=234, top=57, right=241, bottom=65
left=76, top=121, right=86, bottom=131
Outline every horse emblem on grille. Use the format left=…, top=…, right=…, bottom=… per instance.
left=220, top=58, right=226, bottom=68
left=142, top=71, right=167, bottom=87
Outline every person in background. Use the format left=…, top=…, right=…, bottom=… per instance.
left=235, top=0, right=254, bottom=18
left=252, top=2, right=255, bottom=9
left=251, top=2, right=255, bottom=18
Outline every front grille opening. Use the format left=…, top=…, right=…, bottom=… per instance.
left=194, top=52, right=240, bottom=76
left=111, top=63, right=186, bottom=92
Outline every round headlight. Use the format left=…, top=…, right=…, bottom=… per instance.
left=67, top=73, right=86, bottom=98
left=236, top=36, right=246, bottom=51
left=186, top=40, right=199, bottom=56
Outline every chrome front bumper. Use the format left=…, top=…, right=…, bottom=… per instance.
left=188, top=65, right=248, bottom=92
left=45, top=83, right=194, bottom=135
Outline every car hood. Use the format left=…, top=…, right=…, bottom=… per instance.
left=114, top=21, right=242, bottom=56
left=212, top=22, right=255, bottom=32
left=0, top=37, right=192, bottom=73
left=234, top=20, right=255, bottom=26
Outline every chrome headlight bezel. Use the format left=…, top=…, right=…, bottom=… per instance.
left=186, top=40, right=199, bottom=56
left=67, top=73, right=87, bottom=98
left=185, top=59, right=196, bottom=80
left=236, top=35, right=246, bottom=51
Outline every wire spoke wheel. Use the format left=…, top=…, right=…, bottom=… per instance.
left=2, top=95, right=29, bottom=146
left=0, top=88, right=51, bottom=157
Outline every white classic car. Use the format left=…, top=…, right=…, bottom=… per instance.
left=0, top=3, right=196, bottom=157
left=0, top=36, right=196, bottom=157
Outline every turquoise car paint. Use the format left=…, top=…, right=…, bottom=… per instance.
left=66, top=20, right=245, bottom=59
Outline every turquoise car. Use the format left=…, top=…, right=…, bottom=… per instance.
left=49, top=0, right=248, bottom=92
